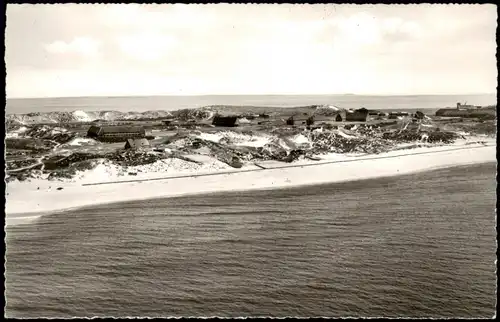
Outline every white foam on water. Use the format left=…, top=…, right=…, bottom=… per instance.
left=6, top=215, right=42, bottom=227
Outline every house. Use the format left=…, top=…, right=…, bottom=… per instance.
left=346, top=108, right=369, bottom=122
left=455, top=102, right=476, bottom=110
left=368, top=110, right=382, bottom=116
left=212, top=115, right=238, bottom=127
left=314, top=105, right=346, bottom=122
left=306, top=116, right=315, bottom=126
left=414, top=111, right=426, bottom=120
left=286, top=116, right=295, bottom=125
left=87, top=125, right=146, bottom=142
left=124, top=138, right=150, bottom=149
left=388, top=111, right=410, bottom=119
left=317, top=110, right=346, bottom=122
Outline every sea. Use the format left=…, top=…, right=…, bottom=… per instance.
left=5, top=93, right=497, bottom=115
left=4, top=163, right=497, bottom=318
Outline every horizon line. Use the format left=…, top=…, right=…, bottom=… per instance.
left=6, top=92, right=497, bottom=100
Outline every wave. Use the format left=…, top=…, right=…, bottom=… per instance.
left=6, top=214, right=43, bottom=227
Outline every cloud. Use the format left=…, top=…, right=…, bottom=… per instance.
left=116, top=33, right=178, bottom=62
left=96, top=4, right=218, bottom=31
left=329, top=12, right=423, bottom=49
left=44, top=37, right=101, bottom=57
left=5, top=4, right=498, bottom=98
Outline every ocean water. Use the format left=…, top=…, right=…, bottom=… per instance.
left=5, top=93, right=497, bottom=115
left=5, top=163, right=497, bottom=318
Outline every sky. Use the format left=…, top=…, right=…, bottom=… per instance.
left=5, top=4, right=498, bottom=98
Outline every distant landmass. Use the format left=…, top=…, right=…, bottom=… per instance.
left=5, top=93, right=497, bottom=115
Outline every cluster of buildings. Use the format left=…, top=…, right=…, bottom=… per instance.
left=88, top=101, right=487, bottom=149
left=435, top=102, right=496, bottom=118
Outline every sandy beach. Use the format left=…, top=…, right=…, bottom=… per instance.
left=5, top=139, right=496, bottom=225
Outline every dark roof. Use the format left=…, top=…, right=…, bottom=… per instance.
left=125, top=138, right=150, bottom=148
left=213, top=115, right=238, bottom=119
left=88, top=125, right=145, bottom=135
left=212, top=115, right=238, bottom=126
left=100, top=126, right=145, bottom=133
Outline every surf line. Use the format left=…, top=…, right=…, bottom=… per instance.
left=81, top=144, right=494, bottom=187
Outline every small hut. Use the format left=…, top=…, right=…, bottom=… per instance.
left=388, top=111, right=410, bottom=119
left=212, top=115, right=238, bottom=127
left=346, top=108, right=369, bottom=122
left=315, top=107, right=346, bottom=122
left=306, top=116, right=315, bottom=126
left=286, top=116, right=295, bottom=125
left=414, top=111, right=425, bottom=120
left=124, top=138, right=150, bottom=149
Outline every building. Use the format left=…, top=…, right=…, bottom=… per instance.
left=327, top=109, right=347, bottom=122
left=455, top=102, right=476, bottom=110
left=312, top=111, right=345, bottom=122
left=414, top=111, right=426, bottom=120
left=435, top=104, right=496, bottom=118
left=346, top=108, right=369, bottom=122
left=314, top=105, right=346, bottom=122
left=368, top=109, right=382, bottom=116
left=388, top=111, right=410, bottom=119
left=87, top=125, right=146, bottom=142
left=212, top=115, right=238, bottom=127
left=306, top=116, right=315, bottom=126
left=124, top=138, right=150, bottom=149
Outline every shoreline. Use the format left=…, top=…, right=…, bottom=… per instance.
left=5, top=143, right=496, bottom=226
left=79, top=143, right=494, bottom=186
